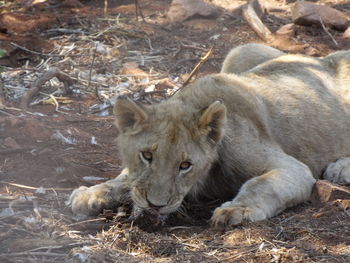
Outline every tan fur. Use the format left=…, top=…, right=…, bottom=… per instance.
left=69, top=44, right=350, bottom=228
left=221, top=43, right=285, bottom=74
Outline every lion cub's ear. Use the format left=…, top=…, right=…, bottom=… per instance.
left=198, top=101, right=227, bottom=144
left=114, top=97, right=148, bottom=133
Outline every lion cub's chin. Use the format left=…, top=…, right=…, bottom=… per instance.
left=131, top=206, right=170, bottom=226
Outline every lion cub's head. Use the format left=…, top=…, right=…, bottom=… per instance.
left=114, top=97, right=226, bottom=215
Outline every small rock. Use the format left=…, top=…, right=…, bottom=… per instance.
left=275, top=23, right=295, bottom=36
left=3, top=137, right=20, bottom=149
left=184, top=18, right=218, bottom=31
left=6, top=118, right=22, bottom=127
left=62, top=0, right=84, bottom=8
left=311, top=180, right=350, bottom=204
left=95, top=42, right=109, bottom=55
left=38, top=148, right=54, bottom=155
left=343, top=27, right=350, bottom=39
left=24, top=120, right=52, bottom=141
left=167, top=0, right=222, bottom=23
left=121, top=62, right=147, bottom=80
left=291, top=1, right=349, bottom=31
left=304, top=46, right=320, bottom=56
left=116, top=207, right=127, bottom=218
left=332, top=199, right=350, bottom=210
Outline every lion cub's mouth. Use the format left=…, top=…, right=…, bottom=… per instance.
left=131, top=187, right=182, bottom=217
left=131, top=206, right=169, bottom=226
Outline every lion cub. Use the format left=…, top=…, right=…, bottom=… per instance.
left=69, top=44, right=350, bottom=228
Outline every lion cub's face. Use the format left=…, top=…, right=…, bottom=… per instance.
left=115, top=98, right=226, bottom=215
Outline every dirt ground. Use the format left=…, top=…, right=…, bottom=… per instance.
left=0, top=0, right=349, bottom=262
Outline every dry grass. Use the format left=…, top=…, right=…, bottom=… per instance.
left=0, top=185, right=349, bottom=262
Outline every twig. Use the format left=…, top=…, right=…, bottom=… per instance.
left=0, top=79, right=4, bottom=105
left=319, top=17, right=338, bottom=46
left=11, top=42, right=90, bottom=58
left=25, top=242, right=90, bottom=252
left=20, top=68, right=75, bottom=109
left=0, top=181, right=73, bottom=191
left=44, top=95, right=70, bottom=115
left=182, top=48, right=213, bottom=87
left=49, top=94, right=59, bottom=111
left=0, top=148, right=33, bottom=154
left=0, top=109, right=15, bottom=116
left=180, top=242, right=201, bottom=249
left=168, top=226, right=193, bottom=231
left=170, top=57, right=223, bottom=73
left=221, top=244, right=271, bottom=261
left=126, top=221, right=134, bottom=254
left=88, top=43, right=102, bottom=101
left=242, top=0, right=273, bottom=42
left=0, top=252, right=66, bottom=258
left=0, top=106, right=46, bottom=116
left=104, top=0, right=108, bottom=16
left=134, top=0, right=145, bottom=21
left=181, top=43, right=208, bottom=52
left=44, top=28, right=87, bottom=35
left=11, top=42, right=62, bottom=57
left=67, top=218, right=107, bottom=227
left=32, top=199, right=42, bottom=221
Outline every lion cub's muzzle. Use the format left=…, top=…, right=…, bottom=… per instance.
left=131, top=186, right=181, bottom=215
left=146, top=198, right=166, bottom=210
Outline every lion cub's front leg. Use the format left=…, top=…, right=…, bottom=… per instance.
left=211, top=155, right=316, bottom=228
left=69, top=168, right=130, bottom=217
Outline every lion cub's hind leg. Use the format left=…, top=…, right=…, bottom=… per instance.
left=323, top=158, right=350, bottom=184
left=221, top=43, right=285, bottom=75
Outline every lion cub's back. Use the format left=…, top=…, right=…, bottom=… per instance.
left=244, top=51, right=350, bottom=106
left=243, top=51, right=350, bottom=175
left=322, top=50, right=350, bottom=86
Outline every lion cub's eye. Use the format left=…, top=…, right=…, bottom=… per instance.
left=140, top=151, right=153, bottom=163
left=179, top=161, right=192, bottom=172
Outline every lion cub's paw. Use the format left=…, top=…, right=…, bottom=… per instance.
left=68, top=184, right=113, bottom=217
left=324, top=158, right=350, bottom=184
left=211, top=203, right=267, bottom=229
left=211, top=207, right=246, bottom=228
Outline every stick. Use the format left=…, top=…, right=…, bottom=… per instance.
left=170, top=57, right=223, bottom=73
left=319, top=16, right=338, bottom=46
left=26, top=242, right=90, bottom=252
left=181, top=43, right=208, bottom=52
left=181, top=48, right=213, bottom=88
left=134, top=0, right=145, bottom=21
left=11, top=42, right=89, bottom=58
left=104, top=0, right=108, bottom=16
left=88, top=43, right=102, bottom=101
left=0, top=148, right=33, bottom=154
left=242, top=0, right=273, bottom=42
left=49, top=94, right=59, bottom=111
left=45, top=28, right=86, bottom=35
left=0, top=109, right=15, bottom=117
left=0, top=80, right=4, bottom=105
left=11, top=42, right=61, bottom=58
left=0, top=252, right=66, bottom=258
left=0, top=181, right=73, bottom=191
left=20, top=68, right=75, bottom=109
left=0, top=105, right=49, bottom=117
left=67, top=218, right=107, bottom=227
